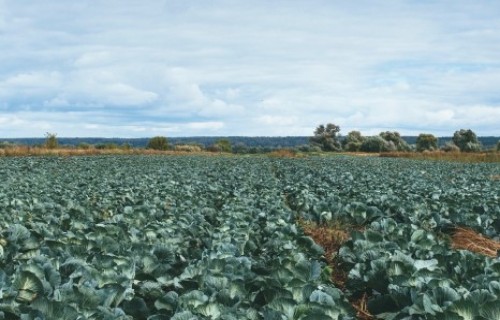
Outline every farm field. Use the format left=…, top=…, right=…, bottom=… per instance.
left=0, top=155, right=499, bottom=319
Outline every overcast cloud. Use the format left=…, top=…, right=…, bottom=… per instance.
left=0, top=0, right=499, bottom=137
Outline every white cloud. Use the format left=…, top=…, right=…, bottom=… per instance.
left=0, top=0, right=499, bottom=137
left=1, top=72, right=62, bottom=89
left=257, top=115, right=298, bottom=126
left=74, top=51, right=112, bottom=67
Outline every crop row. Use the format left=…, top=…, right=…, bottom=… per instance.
left=0, top=155, right=498, bottom=319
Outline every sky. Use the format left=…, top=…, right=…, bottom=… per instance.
left=0, top=0, right=499, bottom=138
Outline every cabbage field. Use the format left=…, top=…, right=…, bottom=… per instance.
left=0, top=155, right=499, bottom=319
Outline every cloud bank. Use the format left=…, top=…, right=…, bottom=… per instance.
left=0, top=0, right=499, bottom=137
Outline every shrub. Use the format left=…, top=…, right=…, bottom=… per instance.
left=360, top=136, right=391, bottom=152
left=379, top=131, right=410, bottom=151
left=175, top=144, right=203, bottom=152
left=147, top=136, right=169, bottom=151
left=45, top=132, right=58, bottom=149
left=343, top=131, right=364, bottom=152
left=441, top=141, right=460, bottom=152
left=0, top=141, right=15, bottom=149
left=416, top=134, right=438, bottom=152
left=208, top=139, right=232, bottom=153
left=452, top=129, right=481, bottom=152
left=310, top=123, right=342, bottom=151
left=77, top=143, right=93, bottom=150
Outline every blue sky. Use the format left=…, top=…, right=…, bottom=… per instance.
left=0, top=0, right=499, bottom=137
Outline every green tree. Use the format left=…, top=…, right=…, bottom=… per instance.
left=496, top=140, right=500, bottom=152
left=379, top=131, right=410, bottom=151
left=45, top=132, right=58, bottom=149
left=441, top=141, right=460, bottom=152
left=360, top=136, right=391, bottom=153
left=310, top=123, right=342, bottom=151
left=147, top=136, right=169, bottom=150
left=416, top=133, right=438, bottom=152
left=212, top=139, right=232, bottom=153
left=342, top=131, right=364, bottom=152
left=452, top=129, right=481, bottom=152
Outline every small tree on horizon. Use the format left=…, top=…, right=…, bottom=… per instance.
left=147, top=136, right=169, bottom=150
left=45, top=132, right=58, bottom=149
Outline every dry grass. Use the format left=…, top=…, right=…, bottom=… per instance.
left=381, top=151, right=500, bottom=163
left=352, top=293, right=374, bottom=320
left=267, top=149, right=303, bottom=158
left=451, top=227, right=500, bottom=257
left=299, top=220, right=350, bottom=263
left=298, top=219, right=350, bottom=288
left=0, top=146, right=224, bottom=157
left=491, top=175, right=500, bottom=181
left=299, top=219, right=374, bottom=318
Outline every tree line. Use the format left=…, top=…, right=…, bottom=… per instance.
left=309, top=124, right=496, bottom=153
left=1, top=128, right=498, bottom=154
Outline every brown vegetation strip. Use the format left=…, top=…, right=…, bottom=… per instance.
left=299, top=220, right=374, bottom=318
left=0, top=147, right=229, bottom=157
left=451, top=227, right=500, bottom=257
left=380, top=151, right=500, bottom=163
left=267, top=149, right=302, bottom=158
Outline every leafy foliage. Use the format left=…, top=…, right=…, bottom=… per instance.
left=360, top=136, right=390, bottom=152
left=452, top=129, right=482, bottom=152
left=310, top=123, right=342, bottom=151
left=208, top=139, right=232, bottom=153
left=342, top=131, right=364, bottom=152
left=416, top=133, right=438, bottom=152
left=147, top=136, right=169, bottom=150
left=44, top=132, right=58, bottom=149
left=0, top=155, right=498, bottom=318
left=379, top=131, right=411, bottom=151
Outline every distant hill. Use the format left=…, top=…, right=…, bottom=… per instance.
left=2, top=135, right=498, bottom=150
left=1, top=136, right=310, bottom=149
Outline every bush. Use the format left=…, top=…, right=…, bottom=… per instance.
left=416, top=134, right=438, bottom=152
left=147, top=136, right=169, bottom=151
left=379, top=131, right=410, bottom=151
left=441, top=141, right=460, bottom=152
left=232, top=143, right=249, bottom=154
left=497, top=141, right=500, bottom=152
left=175, top=144, right=203, bottom=152
left=45, top=132, right=58, bottom=149
left=360, top=136, right=391, bottom=152
left=310, top=123, right=342, bottom=151
left=95, top=143, right=119, bottom=150
left=0, top=141, right=15, bottom=149
left=452, top=129, right=481, bottom=152
left=77, top=143, right=93, bottom=150
left=342, top=131, right=364, bottom=152
left=208, top=139, right=232, bottom=153
left=121, top=143, right=132, bottom=150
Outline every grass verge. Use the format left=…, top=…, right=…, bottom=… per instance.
left=0, top=147, right=229, bottom=157
left=380, top=151, right=500, bottom=163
